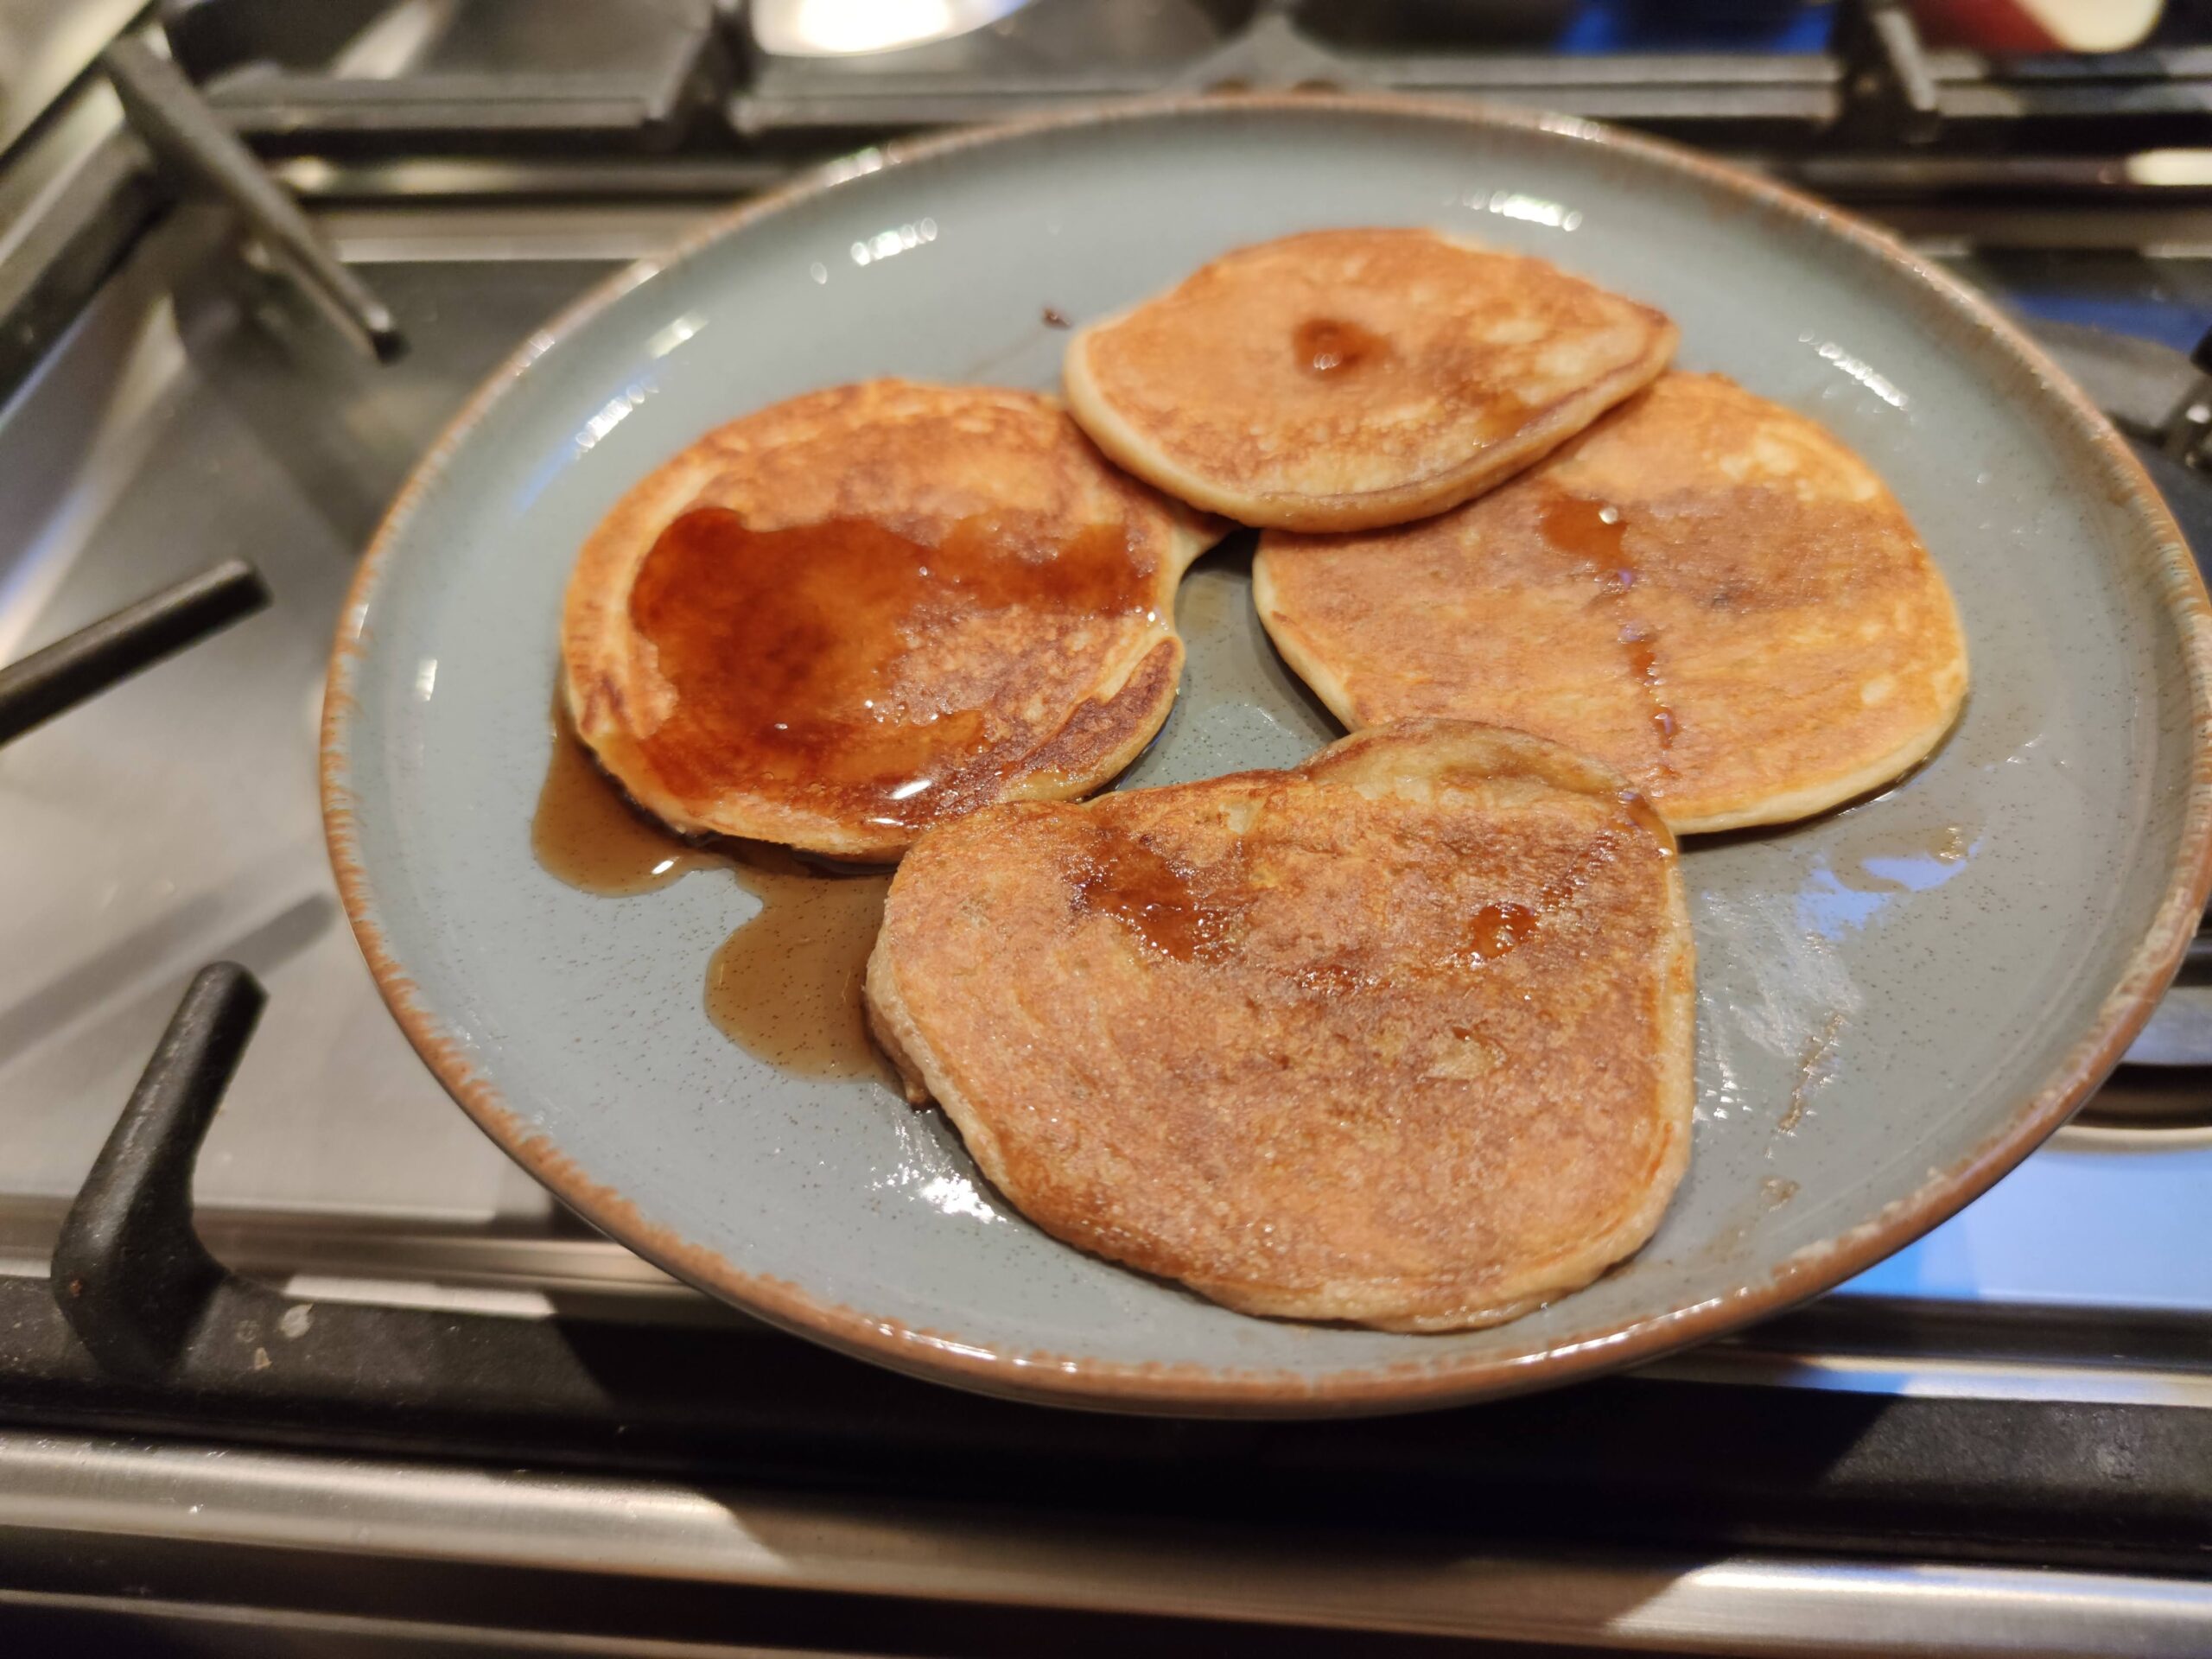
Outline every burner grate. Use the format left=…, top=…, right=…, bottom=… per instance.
left=2, top=957, right=2209, bottom=1575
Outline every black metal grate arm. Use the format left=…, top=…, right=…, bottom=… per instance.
left=0, top=559, right=268, bottom=747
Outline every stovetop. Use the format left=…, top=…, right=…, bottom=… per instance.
left=4, top=3, right=2212, bottom=1650
left=4, top=196, right=2210, bottom=1336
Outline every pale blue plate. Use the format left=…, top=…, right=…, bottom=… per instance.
left=325, top=97, right=2212, bottom=1414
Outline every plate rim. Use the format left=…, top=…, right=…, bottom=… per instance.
left=321, top=92, right=2212, bottom=1416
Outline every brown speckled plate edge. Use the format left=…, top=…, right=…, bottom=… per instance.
left=321, top=93, right=2212, bottom=1416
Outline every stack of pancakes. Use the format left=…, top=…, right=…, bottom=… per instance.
left=561, top=227, right=1967, bottom=1332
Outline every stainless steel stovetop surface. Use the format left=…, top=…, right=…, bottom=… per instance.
left=0, top=215, right=586, bottom=1253
left=2, top=193, right=2209, bottom=1345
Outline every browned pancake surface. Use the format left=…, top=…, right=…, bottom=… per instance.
left=1064, top=228, right=1675, bottom=531
left=1254, top=373, right=1969, bottom=833
left=866, top=721, right=1694, bottom=1332
left=563, top=380, right=1217, bottom=859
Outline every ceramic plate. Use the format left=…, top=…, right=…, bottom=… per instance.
left=324, top=97, right=2212, bottom=1414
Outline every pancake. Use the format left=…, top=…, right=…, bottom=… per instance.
left=562, top=380, right=1219, bottom=861
left=866, top=719, right=1694, bottom=1332
left=1062, top=228, right=1676, bottom=532
left=1253, top=372, right=1970, bottom=834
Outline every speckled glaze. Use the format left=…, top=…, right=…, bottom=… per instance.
left=323, top=96, right=2212, bottom=1415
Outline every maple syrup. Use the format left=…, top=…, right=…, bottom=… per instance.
left=534, top=701, right=893, bottom=1079
left=1464, top=901, right=1540, bottom=963
left=1539, top=492, right=1679, bottom=767
left=1778, top=1011, right=1846, bottom=1133
left=1070, top=827, right=1246, bottom=962
left=1456, top=810, right=1654, bottom=968
left=1620, top=626, right=1679, bottom=752
left=706, top=849, right=893, bottom=1081
left=1294, top=316, right=1386, bottom=377
left=1538, top=493, right=1627, bottom=571
left=532, top=700, right=715, bottom=895
left=627, top=508, right=1151, bottom=829
left=1617, top=788, right=1674, bottom=855
left=1471, top=388, right=1535, bottom=441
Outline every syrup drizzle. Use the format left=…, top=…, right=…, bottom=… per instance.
left=1069, top=826, right=1247, bottom=963
left=1293, top=316, right=1387, bottom=377
left=1471, top=388, right=1536, bottom=442
left=1457, top=790, right=1672, bottom=968
left=1616, top=786, right=1675, bottom=855
left=1621, top=626, right=1677, bottom=747
left=627, top=508, right=1151, bottom=829
left=1061, top=773, right=1672, bottom=989
left=1458, top=852, right=1595, bottom=969
left=1538, top=493, right=1679, bottom=770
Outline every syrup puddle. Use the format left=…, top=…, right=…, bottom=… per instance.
left=534, top=703, right=890, bottom=1082
left=709, top=851, right=892, bottom=1079
left=532, top=701, right=715, bottom=894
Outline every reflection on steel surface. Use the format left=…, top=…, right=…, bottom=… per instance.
left=1, top=1428, right=2207, bottom=1655
left=753, top=0, right=1032, bottom=58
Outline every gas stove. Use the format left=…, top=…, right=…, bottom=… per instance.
left=2, top=3, right=2211, bottom=1653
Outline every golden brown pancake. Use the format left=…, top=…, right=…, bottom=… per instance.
left=1253, top=373, right=1969, bottom=834
left=1062, top=228, right=1676, bottom=532
left=562, top=380, right=1219, bottom=861
left=866, top=720, right=1694, bottom=1332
